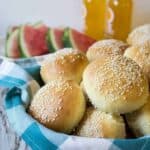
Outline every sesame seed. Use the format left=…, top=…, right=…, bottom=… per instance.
left=87, top=55, right=146, bottom=102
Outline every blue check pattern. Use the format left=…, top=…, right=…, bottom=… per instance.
left=0, top=57, right=150, bottom=150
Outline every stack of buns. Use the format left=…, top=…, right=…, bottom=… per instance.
left=29, top=49, right=88, bottom=133
left=125, top=24, right=150, bottom=82
left=29, top=24, right=150, bottom=139
left=125, top=24, right=150, bottom=137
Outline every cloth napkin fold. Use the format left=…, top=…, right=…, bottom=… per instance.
left=0, top=58, right=150, bottom=150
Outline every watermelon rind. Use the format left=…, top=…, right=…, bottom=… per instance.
left=46, top=28, right=59, bottom=53
left=6, top=27, right=13, bottom=40
left=19, top=25, right=31, bottom=57
left=6, top=23, right=44, bottom=58
left=6, top=26, right=18, bottom=40
left=67, top=28, right=79, bottom=50
left=34, top=21, right=44, bottom=28
left=62, top=28, right=73, bottom=48
left=19, top=24, right=49, bottom=58
left=6, top=22, right=41, bottom=40
left=5, top=29, right=21, bottom=58
left=63, top=28, right=96, bottom=52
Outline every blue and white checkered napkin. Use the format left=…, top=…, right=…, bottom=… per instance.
left=0, top=58, right=150, bottom=150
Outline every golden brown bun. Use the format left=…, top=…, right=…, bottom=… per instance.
left=40, top=48, right=89, bottom=83
left=124, top=44, right=150, bottom=82
left=29, top=80, right=86, bottom=133
left=76, top=107, right=126, bottom=138
left=83, top=55, right=149, bottom=114
left=86, top=39, right=128, bottom=61
left=126, top=95, right=150, bottom=137
left=127, top=24, right=150, bottom=46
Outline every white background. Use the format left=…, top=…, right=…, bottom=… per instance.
left=0, top=0, right=150, bottom=36
left=0, top=0, right=83, bottom=36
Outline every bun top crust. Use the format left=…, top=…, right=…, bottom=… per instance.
left=83, top=55, right=149, bottom=114
left=40, top=48, right=89, bottom=83
left=77, top=107, right=126, bottom=138
left=124, top=44, right=150, bottom=82
left=127, top=24, right=150, bottom=46
left=125, top=95, right=150, bottom=137
left=86, top=39, right=128, bottom=61
left=29, top=79, right=86, bottom=133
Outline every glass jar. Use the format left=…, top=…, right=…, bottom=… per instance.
left=83, top=0, right=133, bottom=41
left=83, top=0, right=106, bottom=40
left=104, top=0, right=133, bottom=41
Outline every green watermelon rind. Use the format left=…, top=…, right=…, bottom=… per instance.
left=46, top=28, right=58, bottom=53
left=63, top=28, right=96, bottom=52
left=34, top=21, right=43, bottom=28
left=5, top=30, right=18, bottom=57
left=6, top=22, right=47, bottom=59
left=62, top=28, right=73, bottom=48
left=6, top=27, right=13, bottom=40
left=68, top=28, right=79, bottom=50
left=6, top=22, right=42, bottom=40
left=6, top=26, right=18, bottom=40
left=19, top=22, right=46, bottom=58
left=5, top=29, right=21, bottom=58
left=19, top=24, right=49, bottom=58
left=19, top=25, right=31, bottom=58
left=19, top=22, right=47, bottom=57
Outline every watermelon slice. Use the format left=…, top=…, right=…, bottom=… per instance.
left=6, top=26, right=18, bottom=39
left=5, top=29, right=21, bottom=58
left=19, top=25, right=49, bottom=57
left=34, top=21, right=45, bottom=28
left=6, top=21, right=40, bottom=39
left=63, top=28, right=96, bottom=53
left=46, top=28, right=64, bottom=52
left=6, top=23, right=34, bottom=39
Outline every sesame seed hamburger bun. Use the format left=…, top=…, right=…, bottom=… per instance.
left=124, top=44, right=150, bottom=82
left=40, top=48, right=89, bottom=83
left=86, top=39, right=128, bottom=62
left=80, top=81, right=88, bottom=100
left=29, top=80, right=86, bottom=133
left=76, top=107, right=126, bottom=138
left=125, top=95, right=150, bottom=137
left=127, top=24, right=150, bottom=46
left=83, top=55, right=149, bottom=114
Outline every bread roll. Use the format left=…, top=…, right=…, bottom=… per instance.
left=126, top=95, right=150, bottom=137
left=127, top=24, right=150, bottom=46
left=124, top=44, right=150, bottom=82
left=80, top=81, right=88, bottom=100
left=76, top=107, right=126, bottom=138
left=40, top=48, right=89, bottom=83
left=83, top=55, right=149, bottom=114
left=86, top=39, right=128, bottom=61
left=29, top=80, right=86, bottom=133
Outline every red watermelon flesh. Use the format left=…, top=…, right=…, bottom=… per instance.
left=54, top=28, right=64, bottom=49
left=70, top=29, right=96, bottom=52
left=23, top=25, right=49, bottom=56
